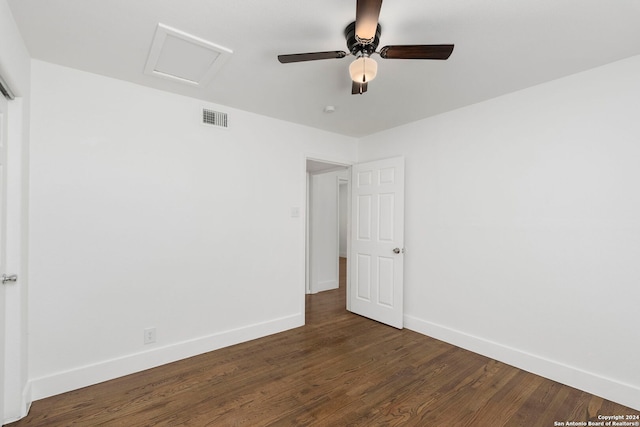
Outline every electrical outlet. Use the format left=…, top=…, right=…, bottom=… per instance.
left=144, top=327, right=156, bottom=345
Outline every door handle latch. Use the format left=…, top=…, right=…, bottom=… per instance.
left=2, top=274, right=17, bottom=285
left=392, top=248, right=405, bottom=254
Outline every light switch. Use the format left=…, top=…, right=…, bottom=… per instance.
left=291, top=207, right=300, bottom=218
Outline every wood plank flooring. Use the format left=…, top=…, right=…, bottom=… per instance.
left=9, top=258, right=639, bottom=426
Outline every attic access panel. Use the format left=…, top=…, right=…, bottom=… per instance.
left=144, top=23, right=232, bottom=87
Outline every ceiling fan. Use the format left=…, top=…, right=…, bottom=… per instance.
left=277, top=0, right=454, bottom=95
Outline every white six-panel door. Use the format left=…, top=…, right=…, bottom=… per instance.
left=349, top=157, right=405, bottom=329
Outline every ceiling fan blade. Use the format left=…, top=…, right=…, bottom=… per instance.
left=380, top=44, right=454, bottom=60
left=355, top=0, right=383, bottom=43
left=351, top=81, right=368, bottom=95
left=277, top=51, right=347, bottom=64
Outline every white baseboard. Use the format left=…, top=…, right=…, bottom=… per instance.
left=311, top=279, right=338, bottom=293
left=29, top=314, right=304, bottom=402
left=404, top=314, right=640, bottom=411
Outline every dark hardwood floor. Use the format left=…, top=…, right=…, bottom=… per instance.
left=10, top=258, right=639, bottom=426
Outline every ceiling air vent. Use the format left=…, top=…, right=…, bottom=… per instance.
left=202, top=108, right=228, bottom=129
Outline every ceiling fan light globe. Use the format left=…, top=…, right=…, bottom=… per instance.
left=349, top=56, right=377, bottom=83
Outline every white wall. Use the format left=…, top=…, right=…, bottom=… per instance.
left=358, top=55, right=640, bottom=411
left=309, top=169, right=347, bottom=293
left=0, top=0, right=31, bottom=422
left=28, top=60, right=357, bottom=399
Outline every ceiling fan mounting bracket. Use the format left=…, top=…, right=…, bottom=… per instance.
left=344, top=21, right=381, bottom=56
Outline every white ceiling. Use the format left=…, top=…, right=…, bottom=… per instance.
left=8, top=0, right=640, bottom=137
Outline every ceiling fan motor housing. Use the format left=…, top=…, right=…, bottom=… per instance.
left=345, top=21, right=381, bottom=56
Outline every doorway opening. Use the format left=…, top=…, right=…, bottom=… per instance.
left=305, top=158, right=351, bottom=322
left=304, top=156, right=406, bottom=328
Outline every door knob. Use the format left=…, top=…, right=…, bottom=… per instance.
left=393, top=248, right=401, bottom=254
left=2, top=274, right=17, bottom=285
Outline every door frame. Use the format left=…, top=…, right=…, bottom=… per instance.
left=302, top=154, right=353, bottom=317
left=1, top=95, right=30, bottom=424
left=337, top=177, right=349, bottom=259
left=0, top=78, right=7, bottom=426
